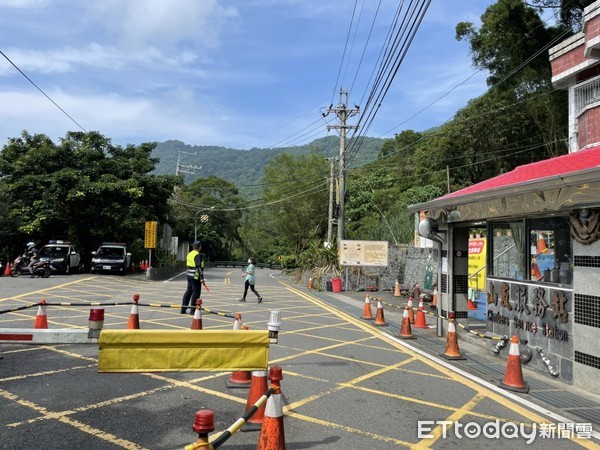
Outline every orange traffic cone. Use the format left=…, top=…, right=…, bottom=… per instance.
left=257, top=366, right=285, bottom=450
left=537, top=236, right=547, bottom=254
left=360, top=294, right=373, bottom=320
left=191, top=409, right=215, bottom=447
left=393, top=280, right=401, bottom=297
left=3, top=260, right=10, bottom=276
left=467, top=288, right=477, bottom=310
left=34, top=300, right=48, bottom=329
left=398, top=306, right=415, bottom=339
left=499, top=336, right=529, bottom=393
left=307, top=276, right=313, bottom=289
left=227, top=314, right=253, bottom=388
left=373, top=298, right=388, bottom=326
left=440, top=313, right=466, bottom=360
left=431, top=286, right=438, bottom=309
left=241, top=370, right=269, bottom=432
left=191, top=299, right=203, bottom=330
left=127, top=293, right=140, bottom=329
left=413, top=300, right=428, bottom=329
left=407, top=297, right=415, bottom=324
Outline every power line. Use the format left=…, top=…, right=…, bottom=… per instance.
left=0, top=49, right=87, bottom=133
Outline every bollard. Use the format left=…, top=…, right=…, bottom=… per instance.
left=88, top=308, right=104, bottom=339
left=267, top=311, right=281, bottom=344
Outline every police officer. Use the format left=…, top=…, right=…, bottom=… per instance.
left=181, top=241, right=204, bottom=314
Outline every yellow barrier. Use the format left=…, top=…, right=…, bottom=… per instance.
left=98, top=330, right=269, bottom=373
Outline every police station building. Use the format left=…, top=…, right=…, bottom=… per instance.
left=409, top=2, right=600, bottom=394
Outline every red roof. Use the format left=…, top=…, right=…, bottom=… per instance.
left=441, top=146, right=600, bottom=199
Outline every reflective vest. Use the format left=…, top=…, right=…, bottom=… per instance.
left=186, top=250, right=201, bottom=279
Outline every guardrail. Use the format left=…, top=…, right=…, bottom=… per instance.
left=213, top=261, right=282, bottom=270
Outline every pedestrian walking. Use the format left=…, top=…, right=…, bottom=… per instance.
left=181, top=241, right=204, bottom=314
left=239, top=258, right=262, bottom=303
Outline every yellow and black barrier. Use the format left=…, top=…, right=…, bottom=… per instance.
left=377, top=298, right=504, bottom=341
left=98, top=329, right=269, bottom=372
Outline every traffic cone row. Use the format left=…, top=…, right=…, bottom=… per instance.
left=226, top=314, right=253, bottom=388
left=139, top=260, right=150, bottom=271
left=191, top=299, right=203, bottom=330
left=360, top=294, right=373, bottom=320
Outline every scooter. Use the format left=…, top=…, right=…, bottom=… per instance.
left=9, top=255, right=51, bottom=278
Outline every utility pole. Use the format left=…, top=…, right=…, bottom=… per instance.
left=176, top=151, right=202, bottom=178
left=326, top=157, right=337, bottom=246
left=323, top=89, right=359, bottom=244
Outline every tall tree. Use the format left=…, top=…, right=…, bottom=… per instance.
left=261, top=152, right=329, bottom=261
left=172, top=176, right=244, bottom=260
left=0, top=131, right=180, bottom=257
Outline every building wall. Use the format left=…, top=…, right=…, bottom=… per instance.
left=577, top=107, right=600, bottom=149
left=572, top=238, right=600, bottom=393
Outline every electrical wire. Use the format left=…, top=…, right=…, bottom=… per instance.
left=0, top=49, right=87, bottom=133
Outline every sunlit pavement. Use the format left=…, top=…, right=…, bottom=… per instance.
left=0, top=268, right=598, bottom=449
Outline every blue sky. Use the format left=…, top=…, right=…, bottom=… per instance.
left=0, top=0, right=496, bottom=151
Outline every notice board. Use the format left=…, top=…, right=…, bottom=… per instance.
left=339, top=240, right=389, bottom=267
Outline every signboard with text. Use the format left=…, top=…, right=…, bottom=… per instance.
left=468, top=238, right=486, bottom=291
left=144, top=221, right=157, bottom=249
left=339, top=240, right=388, bottom=267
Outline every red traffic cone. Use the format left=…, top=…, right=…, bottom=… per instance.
left=440, top=313, right=466, bottom=360
left=398, top=306, right=414, bottom=340
left=34, top=300, right=48, bottom=329
left=373, top=298, right=388, bottom=327
left=226, top=314, right=253, bottom=388
left=413, top=300, right=428, bottom=329
left=127, top=293, right=140, bottom=329
left=257, top=366, right=285, bottom=450
left=360, top=294, right=373, bottom=320
left=191, top=409, right=215, bottom=447
left=3, top=260, right=10, bottom=276
left=241, top=370, right=269, bottom=432
left=499, top=336, right=529, bottom=393
left=191, top=299, right=203, bottom=330
left=407, top=297, right=415, bottom=324
left=393, top=279, right=401, bottom=297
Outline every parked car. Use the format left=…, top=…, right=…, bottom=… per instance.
left=90, top=243, right=131, bottom=275
left=39, top=240, right=83, bottom=274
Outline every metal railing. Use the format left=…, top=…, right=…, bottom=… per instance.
left=574, top=75, right=600, bottom=115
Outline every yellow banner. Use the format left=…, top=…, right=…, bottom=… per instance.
left=468, top=238, right=487, bottom=291
left=98, top=330, right=269, bottom=372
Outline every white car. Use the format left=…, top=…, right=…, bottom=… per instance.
left=90, top=243, right=132, bottom=275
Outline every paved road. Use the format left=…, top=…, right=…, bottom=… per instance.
left=0, top=268, right=598, bottom=449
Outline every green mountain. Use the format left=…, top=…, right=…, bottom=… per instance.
left=152, top=136, right=386, bottom=197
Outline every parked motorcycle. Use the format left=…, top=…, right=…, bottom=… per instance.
left=9, top=255, right=51, bottom=278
